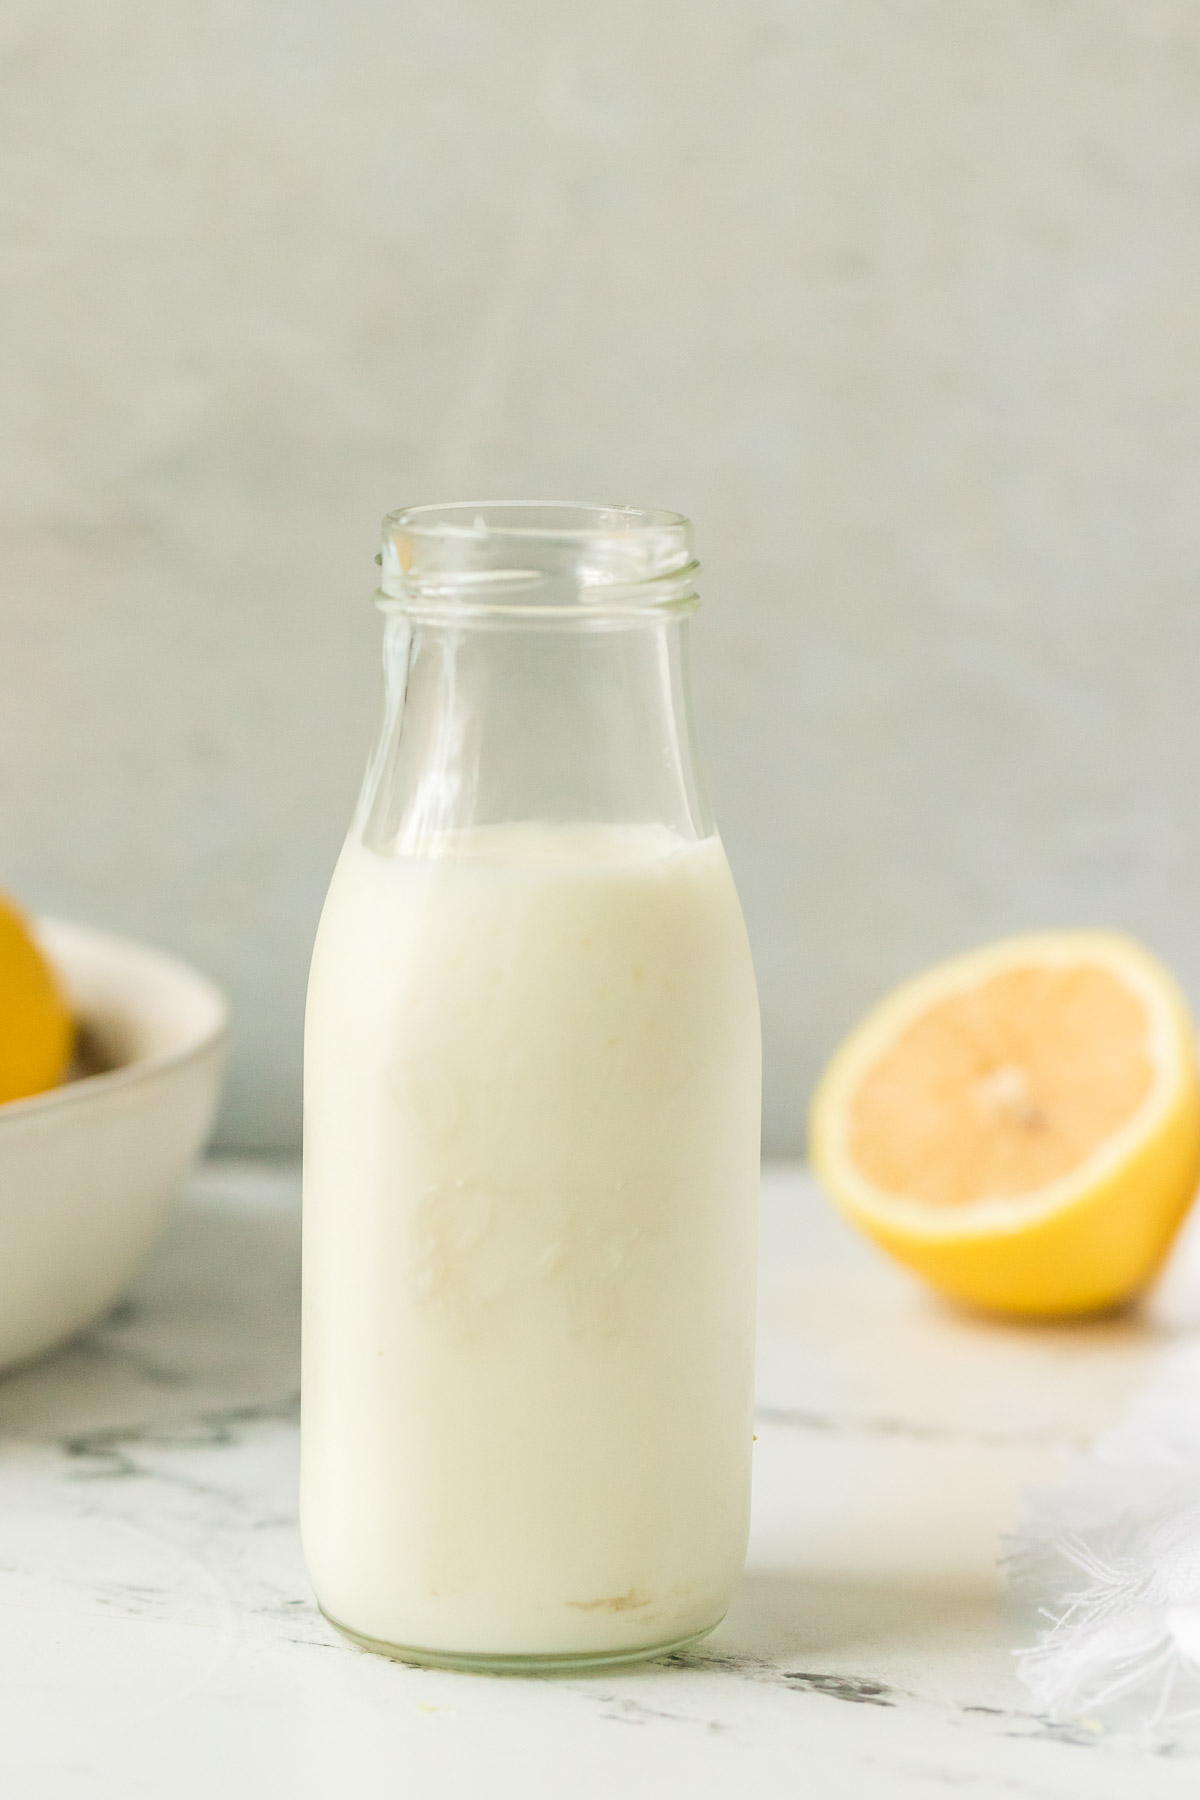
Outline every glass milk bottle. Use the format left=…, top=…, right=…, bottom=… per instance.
left=302, top=503, right=761, bottom=1671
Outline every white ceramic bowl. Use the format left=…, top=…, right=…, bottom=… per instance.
left=0, top=919, right=228, bottom=1371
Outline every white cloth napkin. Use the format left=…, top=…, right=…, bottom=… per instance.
left=1008, top=1207, right=1200, bottom=1735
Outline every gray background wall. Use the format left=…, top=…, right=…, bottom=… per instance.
left=4, top=0, right=1200, bottom=1152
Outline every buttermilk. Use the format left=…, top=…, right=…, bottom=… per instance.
left=301, top=821, right=761, bottom=1663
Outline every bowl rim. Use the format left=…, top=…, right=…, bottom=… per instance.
left=0, top=917, right=230, bottom=1124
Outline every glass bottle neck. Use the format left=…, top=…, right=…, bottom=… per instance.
left=354, top=611, right=713, bottom=858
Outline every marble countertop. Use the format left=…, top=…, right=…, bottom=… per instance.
left=0, top=1158, right=1196, bottom=1799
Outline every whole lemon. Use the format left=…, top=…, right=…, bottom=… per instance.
left=0, top=892, right=73, bottom=1103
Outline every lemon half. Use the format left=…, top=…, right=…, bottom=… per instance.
left=809, top=933, right=1200, bottom=1316
left=0, top=892, right=73, bottom=1104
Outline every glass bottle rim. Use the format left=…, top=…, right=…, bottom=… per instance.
left=379, top=501, right=701, bottom=621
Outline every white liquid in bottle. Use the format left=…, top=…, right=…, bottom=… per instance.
left=301, top=822, right=761, bottom=1664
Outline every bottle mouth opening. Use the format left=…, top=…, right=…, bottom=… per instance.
left=378, top=501, right=701, bottom=620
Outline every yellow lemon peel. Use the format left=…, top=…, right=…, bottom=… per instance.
left=0, top=892, right=73, bottom=1104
